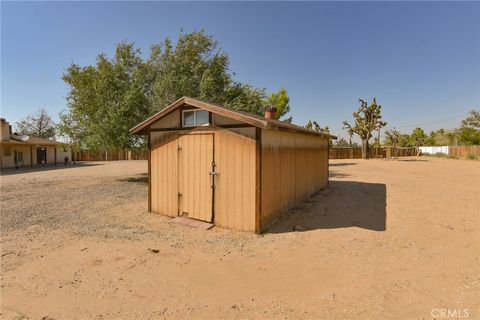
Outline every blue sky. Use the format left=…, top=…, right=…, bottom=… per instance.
left=1, top=1, right=479, bottom=140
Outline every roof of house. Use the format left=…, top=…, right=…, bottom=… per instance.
left=130, top=96, right=337, bottom=139
left=0, top=134, right=59, bottom=146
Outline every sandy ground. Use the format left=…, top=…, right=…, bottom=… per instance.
left=1, top=158, right=479, bottom=319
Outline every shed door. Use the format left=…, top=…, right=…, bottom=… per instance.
left=178, top=134, right=214, bottom=222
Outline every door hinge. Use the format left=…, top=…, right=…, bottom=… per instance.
left=178, top=192, right=183, bottom=197
left=177, top=145, right=182, bottom=151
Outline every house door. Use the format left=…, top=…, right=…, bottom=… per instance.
left=178, top=134, right=214, bottom=222
left=36, top=147, right=46, bottom=164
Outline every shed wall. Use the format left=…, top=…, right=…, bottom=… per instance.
left=151, top=110, right=181, bottom=129
left=214, top=127, right=257, bottom=231
left=260, top=130, right=329, bottom=230
left=149, top=127, right=257, bottom=231
left=150, top=132, right=179, bottom=216
left=211, top=113, right=244, bottom=126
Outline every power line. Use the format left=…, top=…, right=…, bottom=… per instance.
left=393, top=113, right=469, bottom=129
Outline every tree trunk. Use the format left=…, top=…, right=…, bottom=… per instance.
left=361, top=140, right=370, bottom=159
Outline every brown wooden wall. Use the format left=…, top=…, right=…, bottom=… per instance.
left=149, top=127, right=257, bottom=232
left=214, top=128, right=257, bottom=231
left=150, top=132, right=179, bottom=216
left=260, top=130, right=329, bottom=231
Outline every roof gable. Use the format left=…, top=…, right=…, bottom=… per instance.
left=130, top=96, right=336, bottom=139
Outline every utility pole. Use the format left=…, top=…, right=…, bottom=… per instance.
left=376, top=129, right=381, bottom=156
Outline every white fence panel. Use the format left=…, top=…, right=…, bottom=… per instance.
left=419, top=146, right=449, bottom=154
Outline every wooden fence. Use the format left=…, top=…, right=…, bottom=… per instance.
left=73, top=145, right=478, bottom=162
left=73, top=150, right=147, bottom=161
left=329, top=147, right=417, bottom=159
left=448, top=145, right=480, bottom=160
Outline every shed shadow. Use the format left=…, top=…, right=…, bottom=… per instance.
left=267, top=180, right=386, bottom=233
left=394, top=158, right=428, bottom=162
left=329, top=171, right=351, bottom=178
left=117, top=173, right=148, bottom=184
left=329, top=162, right=357, bottom=167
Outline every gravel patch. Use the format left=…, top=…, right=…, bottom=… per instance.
left=0, top=172, right=152, bottom=239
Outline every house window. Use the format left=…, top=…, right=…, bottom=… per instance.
left=182, top=109, right=209, bottom=127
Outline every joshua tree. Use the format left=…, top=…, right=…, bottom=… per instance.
left=305, top=120, right=330, bottom=134
left=385, top=127, right=400, bottom=148
left=343, top=98, right=387, bottom=159
left=306, top=120, right=332, bottom=146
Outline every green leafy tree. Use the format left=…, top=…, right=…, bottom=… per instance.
left=335, top=138, right=350, bottom=147
left=15, top=108, right=57, bottom=139
left=343, top=98, right=387, bottom=159
left=60, top=30, right=275, bottom=151
left=151, top=31, right=232, bottom=109
left=223, top=83, right=267, bottom=115
left=266, top=87, right=292, bottom=122
left=461, top=110, right=480, bottom=128
left=397, top=134, right=412, bottom=147
left=60, top=42, right=150, bottom=151
left=458, top=127, right=480, bottom=145
left=409, top=127, right=429, bottom=149
left=458, top=110, right=480, bottom=145
left=429, top=129, right=455, bottom=146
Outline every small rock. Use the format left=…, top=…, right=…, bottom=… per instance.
left=148, top=248, right=160, bottom=253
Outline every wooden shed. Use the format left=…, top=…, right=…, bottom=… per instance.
left=131, top=97, right=334, bottom=233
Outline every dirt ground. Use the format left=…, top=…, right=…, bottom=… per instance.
left=1, top=158, right=479, bottom=319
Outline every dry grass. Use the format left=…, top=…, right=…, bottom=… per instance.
left=1, top=158, right=479, bottom=319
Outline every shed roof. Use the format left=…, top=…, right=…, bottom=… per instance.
left=130, top=96, right=337, bottom=139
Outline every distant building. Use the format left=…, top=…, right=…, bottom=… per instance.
left=0, top=118, right=70, bottom=169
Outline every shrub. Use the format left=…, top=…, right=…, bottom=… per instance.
left=467, top=154, right=477, bottom=160
left=434, top=152, right=448, bottom=157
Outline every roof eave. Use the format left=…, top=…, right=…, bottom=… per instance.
left=130, top=96, right=337, bottom=140
left=130, top=96, right=269, bottom=135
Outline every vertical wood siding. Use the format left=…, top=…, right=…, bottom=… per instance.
left=150, top=110, right=180, bottom=128
left=178, top=134, right=213, bottom=222
left=149, top=128, right=256, bottom=231
left=150, top=132, right=179, bottom=216
left=214, top=128, right=257, bottom=232
left=260, top=130, right=329, bottom=230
